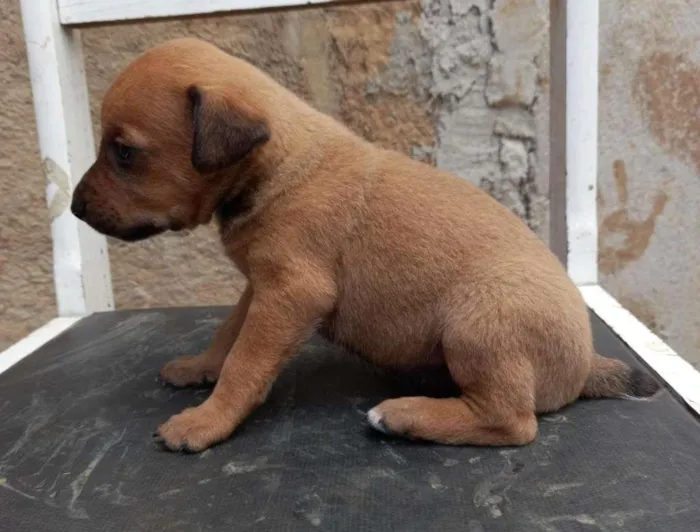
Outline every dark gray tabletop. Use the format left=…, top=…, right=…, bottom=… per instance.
left=0, top=307, right=699, bottom=531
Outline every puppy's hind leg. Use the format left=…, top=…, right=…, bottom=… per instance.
left=160, top=286, right=252, bottom=387
left=367, top=324, right=538, bottom=446
left=367, top=395, right=537, bottom=446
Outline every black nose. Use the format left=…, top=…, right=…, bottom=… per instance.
left=71, top=195, right=87, bottom=220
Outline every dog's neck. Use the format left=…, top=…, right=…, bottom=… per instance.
left=193, top=65, right=369, bottom=235
left=212, top=170, right=261, bottom=229
left=209, top=103, right=358, bottom=235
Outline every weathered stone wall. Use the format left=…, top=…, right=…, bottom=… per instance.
left=1, top=0, right=698, bottom=367
left=422, top=0, right=550, bottom=240
left=0, top=0, right=550, bottom=351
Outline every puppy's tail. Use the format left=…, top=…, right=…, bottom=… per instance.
left=579, top=354, right=661, bottom=399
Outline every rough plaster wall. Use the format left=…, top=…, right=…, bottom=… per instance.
left=5, top=0, right=695, bottom=368
left=422, top=0, right=550, bottom=240
left=0, top=0, right=436, bottom=350
left=83, top=2, right=437, bottom=315
left=0, top=0, right=557, bottom=352
left=598, top=0, right=700, bottom=366
left=0, top=0, right=551, bottom=352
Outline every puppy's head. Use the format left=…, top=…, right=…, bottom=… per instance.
left=71, top=39, right=270, bottom=241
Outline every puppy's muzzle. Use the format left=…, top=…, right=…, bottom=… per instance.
left=71, top=194, right=87, bottom=220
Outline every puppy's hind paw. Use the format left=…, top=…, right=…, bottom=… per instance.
left=159, top=355, right=219, bottom=388
left=367, top=407, right=392, bottom=435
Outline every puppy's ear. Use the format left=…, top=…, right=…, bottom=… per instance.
left=188, top=86, right=270, bottom=173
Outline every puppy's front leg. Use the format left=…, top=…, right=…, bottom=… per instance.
left=155, top=281, right=332, bottom=452
left=159, top=285, right=253, bottom=387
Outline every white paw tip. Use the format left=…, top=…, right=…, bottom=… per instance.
left=367, top=408, right=389, bottom=434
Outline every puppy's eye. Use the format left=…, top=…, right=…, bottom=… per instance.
left=113, top=142, right=137, bottom=167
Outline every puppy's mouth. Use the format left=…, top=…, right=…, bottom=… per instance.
left=83, top=218, right=168, bottom=242
left=114, top=223, right=168, bottom=242
left=75, top=205, right=188, bottom=242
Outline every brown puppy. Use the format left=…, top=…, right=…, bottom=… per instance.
left=71, top=38, right=659, bottom=452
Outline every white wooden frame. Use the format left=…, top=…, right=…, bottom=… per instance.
left=5, top=0, right=700, bottom=416
left=20, top=0, right=114, bottom=317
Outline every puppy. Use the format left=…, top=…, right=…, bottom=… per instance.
left=71, top=38, right=659, bottom=452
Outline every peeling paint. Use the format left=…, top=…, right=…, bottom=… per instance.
left=42, top=158, right=72, bottom=220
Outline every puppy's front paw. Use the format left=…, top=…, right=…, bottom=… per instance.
left=154, top=401, right=234, bottom=453
left=159, top=355, right=219, bottom=387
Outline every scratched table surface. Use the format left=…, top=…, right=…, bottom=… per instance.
left=1, top=308, right=699, bottom=532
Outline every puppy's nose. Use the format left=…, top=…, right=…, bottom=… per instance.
left=71, top=195, right=87, bottom=220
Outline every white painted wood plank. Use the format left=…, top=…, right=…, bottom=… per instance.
left=0, top=318, right=83, bottom=375
left=59, top=0, right=345, bottom=25
left=549, top=0, right=599, bottom=287
left=20, top=0, right=114, bottom=316
left=581, top=285, right=700, bottom=417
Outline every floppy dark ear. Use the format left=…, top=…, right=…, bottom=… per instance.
left=188, top=86, right=270, bottom=173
